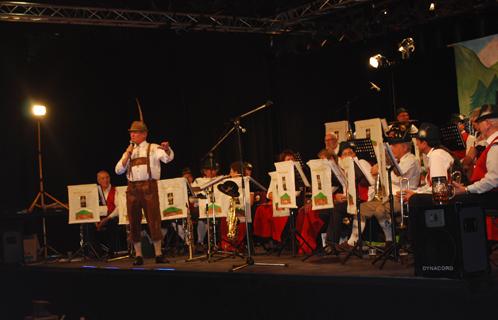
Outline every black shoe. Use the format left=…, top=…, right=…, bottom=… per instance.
left=155, top=255, right=169, bottom=264
left=133, top=256, right=144, bottom=266
left=323, top=245, right=339, bottom=256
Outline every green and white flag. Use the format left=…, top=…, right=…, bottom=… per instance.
left=454, top=34, right=498, bottom=116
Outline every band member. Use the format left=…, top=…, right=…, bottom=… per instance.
left=324, top=132, right=339, bottom=158
left=405, top=123, right=460, bottom=207
left=463, top=107, right=487, bottom=179
left=347, top=129, right=420, bottom=246
left=191, top=157, right=220, bottom=253
left=326, top=142, right=372, bottom=253
left=453, top=104, right=498, bottom=209
left=389, top=107, right=418, bottom=135
left=278, top=149, right=297, bottom=162
left=115, top=120, right=174, bottom=265
left=96, top=170, right=119, bottom=230
left=450, top=113, right=469, bottom=160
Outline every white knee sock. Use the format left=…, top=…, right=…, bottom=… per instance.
left=153, top=240, right=162, bottom=256
left=133, top=242, right=142, bottom=257
left=347, top=218, right=365, bottom=245
left=377, top=216, right=393, bottom=241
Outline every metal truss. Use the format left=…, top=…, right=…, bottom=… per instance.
left=0, top=1, right=282, bottom=33
left=0, top=1, right=494, bottom=36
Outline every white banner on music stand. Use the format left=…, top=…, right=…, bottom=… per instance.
left=158, top=178, right=189, bottom=221
left=339, top=157, right=357, bottom=215
left=193, top=177, right=226, bottom=219
left=219, top=177, right=252, bottom=223
left=354, top=118, right=389, bottom=200
left=274, top=160, right=297, bottom=209
left=325, top=120, right=349, bottom=144
left=307, top=159, right=334, bottom=210
left=68, top=184, right=100, bottom=224
left=116, top=186, right=147, bottom=225
left=268, top=171, right=290, bottom=217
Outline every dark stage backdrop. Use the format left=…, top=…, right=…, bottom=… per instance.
left=1, top=12, right=497, bottom=212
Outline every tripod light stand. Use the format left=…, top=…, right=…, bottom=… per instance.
left=27, top=105, right=68, bottom=259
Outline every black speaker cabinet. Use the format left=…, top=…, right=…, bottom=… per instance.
left=411, top=202, right=489, bottom=278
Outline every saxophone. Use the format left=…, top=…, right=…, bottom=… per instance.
left=226, top=197, right=239, bottom=241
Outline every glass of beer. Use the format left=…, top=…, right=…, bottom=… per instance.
left=431, top=176, right=455, bottom=205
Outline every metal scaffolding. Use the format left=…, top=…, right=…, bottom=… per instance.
left=0, top=0, right=365, bottom=34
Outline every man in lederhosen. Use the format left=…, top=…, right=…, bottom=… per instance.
left=115, top=120, right=174, bottom=265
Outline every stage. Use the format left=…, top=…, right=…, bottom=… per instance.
left=2, top=247, right=497, bottom=320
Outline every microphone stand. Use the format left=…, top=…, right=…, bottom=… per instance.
left=199, top=101, right=285, bottom=271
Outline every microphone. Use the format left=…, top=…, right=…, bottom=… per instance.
left=369, top=82, right=381, bottom=92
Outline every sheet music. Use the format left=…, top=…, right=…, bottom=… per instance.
left=327, top=158, right=347, bottom=191
left=353, top=157, right=375, bottom=186
left=384, top=142, right=404, bottom=176
left=293, top=161, right=311, bottom=187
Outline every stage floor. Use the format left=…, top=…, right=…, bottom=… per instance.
left=3, top=248, right=498, bottom=319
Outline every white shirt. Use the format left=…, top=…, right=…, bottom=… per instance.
left=467, top=131, right=498, bottom=194
left=416, top=147, right=453, bottom=194
left=390, top=152, right=421, bottom=195
left=115, top=141, right=174, bottom=181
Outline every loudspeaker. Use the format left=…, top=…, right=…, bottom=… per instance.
left=411, top=202, right=489, bottom=278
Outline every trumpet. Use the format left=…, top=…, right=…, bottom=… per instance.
left=399, top=177, right=410, bottom=229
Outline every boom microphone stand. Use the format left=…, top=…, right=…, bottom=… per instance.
left=201, top=101, right=286, bottom=271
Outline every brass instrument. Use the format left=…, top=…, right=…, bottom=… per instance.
left=226, top=197, right=239, bottom=241
left=399, top=177, right=410, bottom=229
left=373, top=174, right=385, bottom=201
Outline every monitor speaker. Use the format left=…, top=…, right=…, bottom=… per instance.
left=410, top=203, right=489, bottom=278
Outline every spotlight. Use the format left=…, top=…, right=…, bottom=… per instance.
left=369, top=54, right=391, bottom=68
left=32, top=104, right=47, bottom=117
left=429, top=2, right=435, bottom=11
left=398, top=37, right=415, bottom=59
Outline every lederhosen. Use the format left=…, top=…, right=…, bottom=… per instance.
left=126, top=143, right=163, bottom=243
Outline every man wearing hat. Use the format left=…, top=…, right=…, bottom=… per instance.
left=389, top=107, right=418, bottom=135
left=404, top=122, right=457, bottom=206
left=453, top=104, right=498, bottom=208
left=115, top=120, right=174, bottom=265
left=191, top=157, right=221, bottom=253
left=345, top=128, right=421, bottom=247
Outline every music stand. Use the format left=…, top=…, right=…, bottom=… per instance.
left=274, top=160, right=315, bottom=257
left=186, top=175, right=243, bottom=262
left=440, top=123, right=466, bottom=151
left=341, top=139, right=376, bottom=264
left=371, top=142, right=405, bottom=269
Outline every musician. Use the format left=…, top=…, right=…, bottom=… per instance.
left=92, top=170, right=125, bottom=256
left=278, top=149, right=297, bottom=162
left=326, top=142, right=372, bottom=253
left=463, top=107, right=487, bottom=179
left=191, top=158, right=220, bottom=253
left=450, top=113, right=469, bottom=160
left=389, top=107, right=418, bottom=135
left=324, top=132, right=339, bottom=158
left=405, top=123, right=459, bottom=207
left=346, top=129, right=421, bottom=247
left=453, top=104, right=498, bottom=209
left=115, top=120, right=174, bottom=265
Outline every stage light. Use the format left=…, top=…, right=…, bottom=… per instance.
left=398, top=37, right=415, bottom=59
left=429, top=2, right=436, bottom=11
left=369, top=54, right=391, bottom=68
left=32, top=104, right=47, bottom=117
